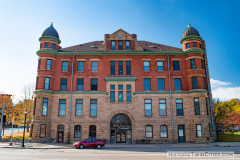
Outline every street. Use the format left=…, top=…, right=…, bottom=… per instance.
left=0, top=147, right=239, bottom=160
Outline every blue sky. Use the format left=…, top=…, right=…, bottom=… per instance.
left=0, top=0, right=240, bottom=101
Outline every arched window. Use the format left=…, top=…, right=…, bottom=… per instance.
left=160, top=125, right=168, bottom=138
left=74, top=125, right=81, bottom=138
left=89, top=125, right=96, bottom=138
left=146, top=125, right=153, bottom=138
left=111, top=114, right=131, bottom=125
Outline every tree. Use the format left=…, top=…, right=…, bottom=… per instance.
left=0, top=93, right=13, bottom=125
left=220, top=112, right=240, bottom=134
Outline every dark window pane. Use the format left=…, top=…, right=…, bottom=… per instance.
left=126, top=61, right=131, bottom=75
left=111, top=61, right=115, bottom=75
left=126, top=41, right=130, bottom=50
left=160, top=125, right=168, bottom=138
left=45, top=43, right=49, bottom=48
left=176, top=99, right=183, bottom=116
left=90, top=100, right=97, bottom=116
left=192, top=77, right=197, bottom=89
left=126, top=85, right=131, bottom=90
left=42, top=98, right=48, bottom=115
left=52, top=44, right=55, bottom=49
left=146, top=125, right=153, bottom=138
left=118, top=85, right=123, bottom=90
left=173, top=61, right=180, bottom=71
left=145, top=99, right=152, bottom=116
left=91, top=79, right=98, bottom=91
left=44, top=77, right=50, bottom=89
left=110, top=85, right=115, bottom=90
left=193, top=43, right=196, bottom=47
left=111, top=41, right=115, bottom=50
left=158, top=79, right=165, bottom=90
left=190, top=59, right=196, bottom=69
left=127, top=91, right=131, bottom=102
left=186, top=43, right=189, bottom=49
left=74, top=125, right=81, bottom=138
left=118, top=41, right=123, bottom=50
left=194, top=98, right=200, bottom=115
left=46, top=60, right=51, bottom=70
left=110, top=91, right=115, bottom=102
left=76, top=99, right=83, bottom=116
left=77, top=79, right=84, bottom=91
left=78, top=61, right=85, bottom=71
left=174, top=79, right=181, bottom=90
left=60, top=79, right=67, bottom=90
left=118, top=61, right=123, bottom=75
left=40, top=125, right=46, bottom=138
left=62, top=62, right=69, bottom=71
left=159, top=99, right=166, bottom=116
left=59, top=99, right=66, bottom=116
left=89, top=125, right=96, bottom=138
left=144, top=79, right=151, bottom=91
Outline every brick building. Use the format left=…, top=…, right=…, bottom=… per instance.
left=31, top=23, right=216, bottom=143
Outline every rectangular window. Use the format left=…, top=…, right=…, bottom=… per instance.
left=118, top=85, right=123, bottom=90
left=201, top=59, right=204, bottom=69
left=78, top=61, right=85, bottom=71
left=38, top=59, right=41, bottom=70
left=145, top=99, right=152, bottom=116
left=118, top=61, right=123, bottom=75
left=126, top=41, right=130, bottom=50
left=44, top=77, right=50, bottom=90
left=126, top=61, right=131, bottom=75
left=159, top=99, right=166, bottom=116
left=118, top=91, right=123, bottom=102
left=203, top=77, right=206, bottom=89
left=176, top=99, right=183, bottom=116
left=206, top=98, right=209, bottom=115
left=77, top=79, right=84, bottom=91
left=173, top=61, right=180, bottom=71
left=42, top=98, right=48, bottom=116
left=90, top=99, right=97, bottom=116
left=194, top=98, right=200, bottom=115
left=190, top=59, right=196, bottom=69
left=45, top=43, right=49, bottom=48
left=62, top=61, right=69, bottom=71
left=174, top=78, right=181, bottom=90
left=74, top=125, right=81, bottom=138
left=59, top=99, right=66, bottom=116
left=143, top=61, right=150, bottom=71
left=111, top=41, right=115, bottom=50
left=40, top=124, right=46, bottom=138
left=158, top=79, right=165, bottom=90
left=192, top=77, right=198, bottom=89
left=110, top=85, right=115, bottom=90
left=193, top=42, right=196, bottom=47
left=91, top=79, right=98, bottom=91
left=146, top=125, right=153, bottom=138
left=160, top=125, right=168, bottom=138
left=126, top=85, right=131, bottom=90
left=186, top=43, right=189, bottom=49
left=144, top=79, right=151, bottom=91
left=60, top=79, right=67, bottom=91
left=46, top=60, right=51, bottom=70
left=157, top=61, right=163, bottom=71
left=196, top=124, right=202, bottom=137
left=91, top=61, right=98, bottom=71
left=110, top=91, right=115, bottom=102
left=118, top=41, right=123, bottom=50
left=52, top=44, right=55, bottom=49
left=127, top=91, right=131, bottom=102
left=75, top=99, right=83, bottom=116
left=110, top=61, right=115, bottom=75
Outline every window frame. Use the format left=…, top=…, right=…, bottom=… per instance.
left=110, top=61, right=115, bottom=76
left=194, top=98, right=200, bottom=115
left=42, top=98, right=48, bottom=116
left=91, top=79, right=98, bottom=91
left=89, top=125, right=96, bottom=138
left=143, top=61, right=150, bottom=71
left=159, top=99, right=166, bottom=116
left=91, top=61, right=98, bottom=71
left=157, top=61, right=164, bottom=71
left=127, top=91, right=131, bottom=102
left=118, top=91, right=123, bottom=102
left=145, top=125, right=153, bottom=138
left=58, top=99, right=66, bottom=116
left=77, top=78, right=84, bottom=91
left=196, top=124, right=202, bottom=138
left=118, top=61, right=123, bottom=75
left=90, top=99, right=97, bottom=117
left=40, top=124, right=46, bottom=138
left=192, top=77, right=198, bottom=89
left=190, top=59, right=196, bottom=69
left=44, top=77, right=50, bottom=90
left=74, top=125, right=82, bottom=138
left=176, top=99, right=184, bottom=116
left=160, top=125, right=168, bottom=138
left=173, top=61, right=180, bottom=71
left=126, top=61, right=131, bottom=75
left=46, top=59, right=51, bottom=70
left=145, top=99, right=152, bottom=116
left=118, top=41, right=123, bottom=50
left=45, top=43, right=49, bottom=48
left=60, top=78, right=67, bottom=91
left=193, top=42, right=196, bottom=47
left=38, top=59, right=41, bottom=70
left=126, top=41, right=130, bottom=50
left=62, top=61, right=69, bottom=71
left=78, top=61, right=85, bottom=71
left=186, top=43, right=189, bottom=49
left=52, top=43, right=55, bottom=49
left=144, top=78, right=151, bottom=91
left=111, top=41, right=115, bottom=50
left=158, top=78, right=165, bottom=90
left=75, top=99, right=83, bottom=116
left=110, top=91, right=115, bottom=102
left=174, top=78, right=181, bottom=90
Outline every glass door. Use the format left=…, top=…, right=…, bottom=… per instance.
left=58, top=131, right=64, bottom=143
left=178, top=125, right=185, bottom=143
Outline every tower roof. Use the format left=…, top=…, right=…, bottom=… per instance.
left=41, top=22, right=59, bottom=39
left=182, top=23, right=200, bottom=39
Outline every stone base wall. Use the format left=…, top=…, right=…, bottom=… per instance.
left=31, top=91, right=214, bottom=144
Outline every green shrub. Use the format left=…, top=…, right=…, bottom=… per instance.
left=218, top=132, right=240, bottom=142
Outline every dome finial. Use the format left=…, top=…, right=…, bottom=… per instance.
left=50, top=22, right=53, bottom=27
left=188, top=22, right=192, bottom=28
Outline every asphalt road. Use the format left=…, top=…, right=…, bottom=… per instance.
left=0, top=147, right=239, bottom=160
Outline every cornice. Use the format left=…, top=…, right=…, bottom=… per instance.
left=34, top=90, right=108, bottom=95
left=105, top=77, right=137, bottom=82
left=39, top=36, right=61, bottom=44
left=180, top=36, right=202, bottom=44
left=133, top=90, right=208, bottom=95
left=37, top=49, right=58, bottom=56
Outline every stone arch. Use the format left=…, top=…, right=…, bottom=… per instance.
left=108, top=110, right=135, bottom=124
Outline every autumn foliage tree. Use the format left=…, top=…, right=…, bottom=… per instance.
left=0, top=92, right=13, bottom=125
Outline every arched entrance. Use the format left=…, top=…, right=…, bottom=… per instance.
left=110, top=114, right=132, bottom=143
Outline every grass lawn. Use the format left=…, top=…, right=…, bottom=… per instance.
left=2, top=132, right=30, bottom=140
left=218, top=132, right=240, bottom=142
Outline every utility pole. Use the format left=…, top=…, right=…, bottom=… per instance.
left=0, top=103, right=5, bottom=142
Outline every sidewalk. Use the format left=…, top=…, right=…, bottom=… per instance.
left=0, top=142, right=240, bottom=149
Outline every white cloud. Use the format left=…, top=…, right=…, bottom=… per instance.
left=210, top=79, right=240, bottom=101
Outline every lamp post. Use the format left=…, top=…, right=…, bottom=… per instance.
left=22, top=109, right=28, bottom=147
left=9, top=121, right=14, bottom=146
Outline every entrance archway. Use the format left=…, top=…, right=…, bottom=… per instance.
left=110, top=114, right=132, bottom=143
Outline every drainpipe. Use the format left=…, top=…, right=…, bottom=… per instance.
left=167, top=54, right=174, bottom=142
left=203, top=42, right=217, bottom=141
left=68, top=54, right=74, bottom=142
